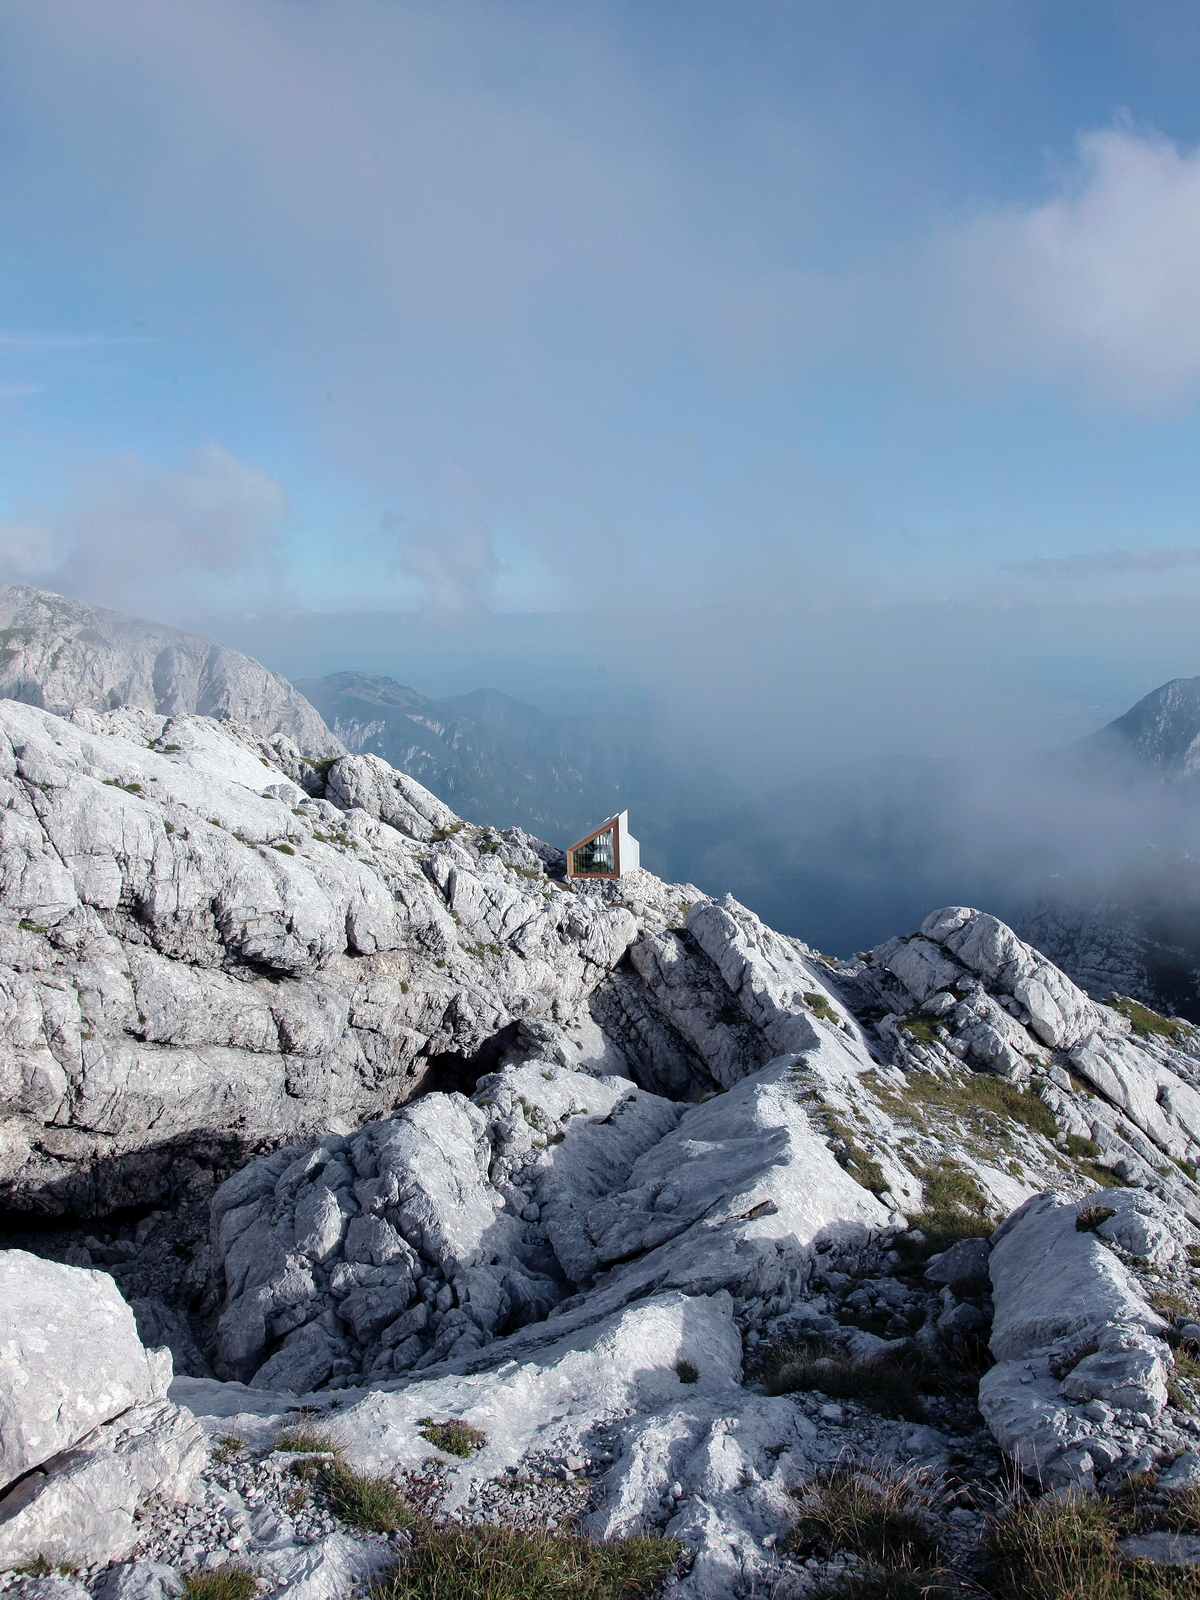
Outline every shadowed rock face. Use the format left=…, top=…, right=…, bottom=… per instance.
left=0, top=584, right=339, bottom=755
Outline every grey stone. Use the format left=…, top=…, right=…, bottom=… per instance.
left=1159, top=1452, right=1200, bottom=1490
left=251, top=1320, right=336, bottom=1393
left=0, top=1251, right=163, bottom=1486
left=924, top=1237, right=990, bottom=1286
left=937, top=1302, right=987, bottom=1335
left=1117, top=1533, right=1200, bottom=1567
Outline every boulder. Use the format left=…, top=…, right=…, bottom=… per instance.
left=924, top=1236, right=990, bottom=1288
left=978, top=1189, right=1189, bottom=1485
left=0, top=1251, right=168, bottom=1486
left=987, top=1191, right=1167, bottom=1362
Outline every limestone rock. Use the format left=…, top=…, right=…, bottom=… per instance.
left=0, top=1250, right=166, bottom=1485
left=0, top=701, right=642, bottom=1214
left=254, top=1533, right=394, bottom=1600
left=977, top=1188, right=1195, bottom=1485
left=0, top=584, right=338, bottom=754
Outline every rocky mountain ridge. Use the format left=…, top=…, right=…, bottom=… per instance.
left=4, top=694, right=1200, bottom=1594
left=0, top=585, right=339, bottom=757
left=1072, top=674, right=1200, bottom=781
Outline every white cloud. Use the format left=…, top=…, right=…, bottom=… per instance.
left=0, top=444, right=287, bottom=616
left=386, top=511, right=500, bottom=620
left=941, top=126, right=1200, bottom=407
left=0, top=518, right=60, bottom=578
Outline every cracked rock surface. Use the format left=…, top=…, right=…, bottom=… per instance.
left=7, top=692, right=1200, bottom=1594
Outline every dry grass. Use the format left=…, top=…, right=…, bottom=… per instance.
left=375, top=1522, right=681, bottom=1600
left=786, top=1465, right=954, bottom=1599
left=181, top=1569, right=258, bottom=1600
left=979, top=1490, right=1200, bottom=1600
left=1159, top=1485, right=1200, bottom=1535
left=785, top=1465, right=944, bottom=1564
left=762, top=1339, right=933, bottom=1421
left=808, top=1566, right=960, bottom=1598
left=1150, top=1289, right=1197, bottom=1320
left=273, top=1424, right=345, bottom=1455
left=1076, top=1203, right=1117, bottom=1233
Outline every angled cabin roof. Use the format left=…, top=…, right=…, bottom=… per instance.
left=565, top=810, right=639, bottom=878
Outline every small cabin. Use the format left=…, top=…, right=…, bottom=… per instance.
left=565, top=810, right=640, bottom=879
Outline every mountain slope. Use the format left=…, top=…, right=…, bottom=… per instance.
left=0, top=584, right=340, bottom=754
left=7, top=698, right=1200, bottom=1587
left=1071, top=674, right=1200, bottom=780
left=1022, top=673, right=1200, bottom=1016
left=296, top=668, right=686, bottom=845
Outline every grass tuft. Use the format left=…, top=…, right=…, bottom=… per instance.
left=805, top=991, right=841, bottom=1024
left=1076, top=1204, right=1117, bottom=1234
left=376, top=1522, right=681, bottom=1600
left=1064, top=1135, right=1103, bottom=1161
left=326, top=1461, right=411, bottom=1533
left=273, top=1424, right=345, bottom=1455
left=980, top=1488, right=1199, bottom=1600
left=807, top=1570, right=959, bottom=1599
left=212, top=1432, right=246, bottom=1463
left=675, top=1359, right=699, bottom=1384
left=418, top=1417, right=488, bottom=1458
left=899, top=1014, right=942, bottom=1046
left=762, top=1340, right=932, bottom=1421
left=909, top=1159, right=995, bottom=1254
left=1107, top=997, right=1191, bottom=1043
left=1151, top=1289, right=1197, bottom=1320
left=181, top=1569, right=258, bottom=1600
left=784, top=1465, right=944, bottom=1586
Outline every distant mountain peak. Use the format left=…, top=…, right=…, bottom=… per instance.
left=1072, top=673, right=1200, bottom=779
left=0, top=583, right=341, bottom=754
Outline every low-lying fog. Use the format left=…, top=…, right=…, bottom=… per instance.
left=217, top=592, right=1200, bottom=957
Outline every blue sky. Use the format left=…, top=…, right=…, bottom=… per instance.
left=3, top=1, right=1200, bottom=765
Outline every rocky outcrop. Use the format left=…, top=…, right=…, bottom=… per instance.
left=0, top=700, right=646, bottom=1214
left=0, top=585, right=338, bottom=755
left=205, top=1049, right=889, bottom=1391
left=11, top=672, right=1200, bottom=1589
left=174, top=1284, right=954, bottom=1600
left=837, top=905, right=1200, bottom=1205
left=0, top=1253, right=203, bottom=1569
left=978, top=1188, right=1200, bottom=1488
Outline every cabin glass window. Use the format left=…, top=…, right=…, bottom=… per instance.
left=572, top=828, right=615, bottom=876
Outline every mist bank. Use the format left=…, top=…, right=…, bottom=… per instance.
left=213, top=593, right=1200, bottom=784
left=218, top=596, right=1200, bottom=986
